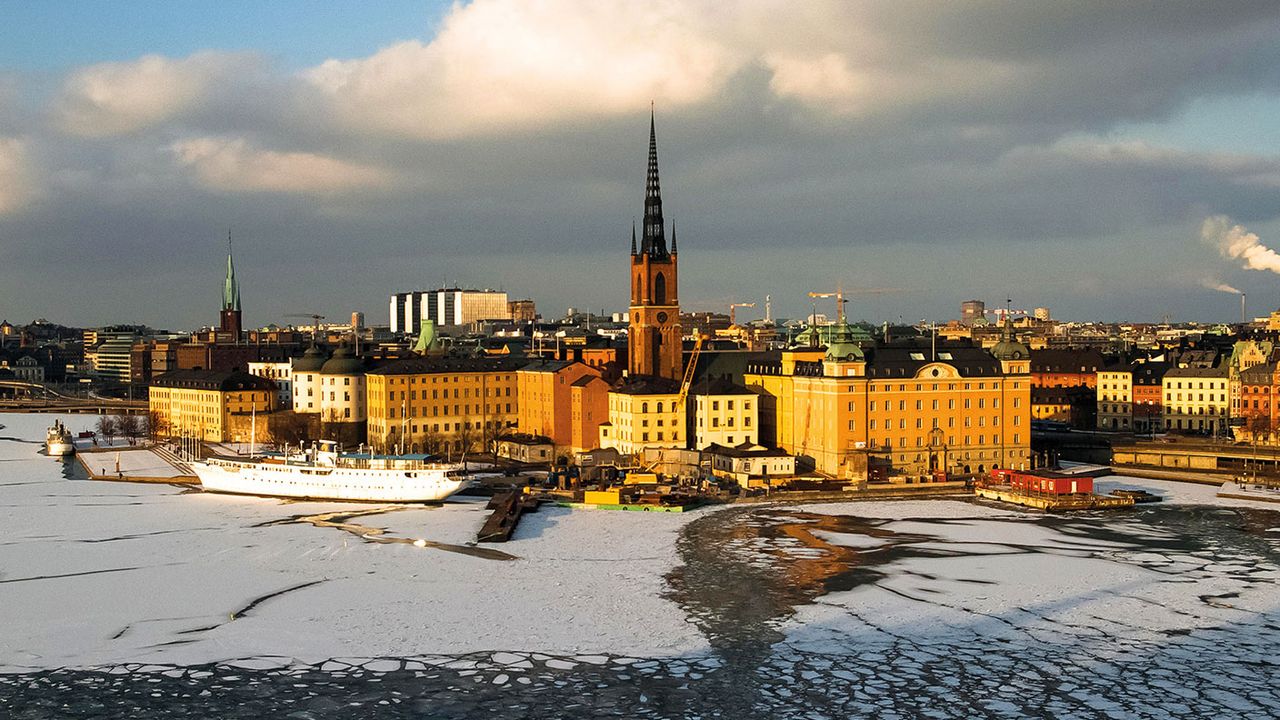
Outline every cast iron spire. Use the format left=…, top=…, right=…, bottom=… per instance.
left=631, top=220, right=637, bottom=255
left=641, top=107, right=667, bottom=258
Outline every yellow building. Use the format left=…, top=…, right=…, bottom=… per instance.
left=366, top=356, right=524, bottom=455
left=744, top=321, right=1031, bottom=482
left=598, top=377, right=686, bottom=458
left=149, top=369, right=277, bottom=442
left=692, top=378, right=758, bottom=449
left=1162, top=364, right=1230, bottom=435
left=1097, top=365, right=1133, bottom=430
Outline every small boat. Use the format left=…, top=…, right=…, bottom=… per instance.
left=191, top=441, right=470, bottom=503
left=45, top=420, right=75, bottom=456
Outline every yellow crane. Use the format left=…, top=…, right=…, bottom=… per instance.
left=729, top=302, right=756, bottom=326
left=677, top=334, right=707, bottom=406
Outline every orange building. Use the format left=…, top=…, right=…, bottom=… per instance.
left=516, top=360, right=607, bottom=451
left=1031, top=349, right=1105, bottom=388
left=570, top=374, right=611, bottom=452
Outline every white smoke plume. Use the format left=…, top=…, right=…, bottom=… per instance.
left=1200, top=278, right=1242, bottom=294
left=1203, top=215, right=1280, bottom=274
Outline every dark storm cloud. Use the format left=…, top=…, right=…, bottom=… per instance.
left=4, top=1, right=1280, bottom=326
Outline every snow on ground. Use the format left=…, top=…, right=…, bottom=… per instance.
left=77, top=448, right=185, bottom=478
left=0, top=414, right=707, bottom=671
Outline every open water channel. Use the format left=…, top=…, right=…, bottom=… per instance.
left=2, top=415, right=1279, bottom=718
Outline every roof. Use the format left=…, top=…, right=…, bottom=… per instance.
left=866, top=347, right=1003, bottom=378
left=152, top=369, right=275, bottom=392
left=1031, top=349, right=1108, bottom=373
left=704, top=442, right=790, bottom=458
left=1240, top=362, right=1277, bottom=385
left=368, top=355, right=529, bottom=376
left=691, top=377, right=755, bottom=396
left=518, top=359, right=579, bottom=373
left=320, top=345, right=363, bottom=375
left=570, top=374, right=607, bottom=388
left=610, top=375, right=682, bottom=395
left=1165, top=364, right=1229, bottom=379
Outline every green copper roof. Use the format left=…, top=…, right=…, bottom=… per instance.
left=223, top=236, right=241, bottom=312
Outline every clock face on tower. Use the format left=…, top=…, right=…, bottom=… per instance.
left=657, top=312, right=668, bottom=323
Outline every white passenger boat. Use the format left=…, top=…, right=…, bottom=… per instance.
left=191, top=441, right=470, bottom=503
left=45, top=420, right=75, bottom=456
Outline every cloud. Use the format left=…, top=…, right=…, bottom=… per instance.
left=304, top=0, right=740, bottom=139
left=170, top=137, right=390, bottom=194
left=1202, top=215, right=1280, bottom=275
left=0, top=137, right=35, bottom=214
left=55, top=52, right=257, bottom=137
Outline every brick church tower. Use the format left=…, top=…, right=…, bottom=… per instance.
left=628, top=112, right=682, bottom=381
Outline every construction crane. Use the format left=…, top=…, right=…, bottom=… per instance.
left=808, top=286, right=904, bottom=324
left=729, top=302, right=756, bottom=326
left=284, top=313, right=326, bottom=346
left=677, top=334, right=707, bottom=406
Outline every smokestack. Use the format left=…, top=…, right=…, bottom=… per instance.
left=1242, top=292, right=1247, bottom=325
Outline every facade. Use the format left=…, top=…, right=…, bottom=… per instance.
left=627, top=114, right=682, bottom=382
left=1031, top=349, right=1105, bottom=388
left=516, top=360, right=606, bottom=451
left=366, top=356, right=524, bottom=455
left=248, top=360, right=293, bottom=410
left=1096, top=366, right=1134, bottom=431
left=1162, top=364, right=1230, bottom=435
left=389, top=288, right=512, bottom=334
left=705, top=443, right=795, bottom=488
left=569, top=374, right=611, bottom=453
left=598, top=378, right=686, bottom=456
left=692, top=378, right=758, bottom=449
left=508, top=299, right=537, bottom=323
left=93, top=338, right=137, bottom=382
left=149, top=369, right=276, bottom=442
left=1131, top=361, right=1169, bottom=434
left=317, top=346, right=367, bottom=433
left=1237, top=362, right=1280, bottom=443
left=291, top=346, right=328, bottom=414
left=12, top=356, right=44, bottom=383
left=745, top=320, right=1032, bottom=482
left=495, top=434, right=555, bottom=463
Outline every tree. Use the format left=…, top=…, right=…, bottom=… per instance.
left=456, top=421, right=477, bottom=458
left=95, top=415, right=117, bottom=445
left=267, top=411, right=311, bottom=449
left=145, top=409, right=167, bottom=441
left=115, top=413, right=142, bottom=446
left=1248, top=413, right=1273, bottom=446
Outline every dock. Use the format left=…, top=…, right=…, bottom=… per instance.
left=477, top=490, right=543, bottom=543
left=975, top=485, right=1135, bottom=512
left=76, top=445, right=197, bottom=484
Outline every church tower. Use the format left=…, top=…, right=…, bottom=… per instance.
left=219, top=232, right=242, bottom=339
left=628, top=112, right=682, bottom=381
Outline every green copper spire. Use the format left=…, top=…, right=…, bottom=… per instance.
left=223, top=231, right=241, bottom=312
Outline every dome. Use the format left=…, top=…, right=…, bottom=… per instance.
left=292, top=345, right=328, bottom=372
left=991, top=339, right=1029, bottom=361
left=320, top=345, right=364, bottom=375
left=823, top=320, right=866, bottom=362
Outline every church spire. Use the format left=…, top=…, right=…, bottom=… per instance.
left=223, top=230, right=241, bottom=312
left=671, top=219, right=677, bottom=253
left=631, top=220, right=637, bottom=255
left=641, top=106, right=667, bottom=258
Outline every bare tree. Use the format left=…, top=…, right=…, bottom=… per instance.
left=144, top=409, right=167, bottom=441
left=267, top=411, right=311, bottom=448
left=456, top=421, right=477, bottom=457
left=1248, top=413, right=1273, bottom=446
left=115, top=413, right=142, bottom=446
left=95, top=415, right=117, bottom=446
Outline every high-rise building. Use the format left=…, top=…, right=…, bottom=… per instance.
left=961, top=300, right=985, bottom=327
left=508, top=299, right=537, bottom=323
left=628, top=112, right=682, bottom=382
left=389, top=288, right=511, bottom=333
left=1033, top=307, right=1051, bottom=321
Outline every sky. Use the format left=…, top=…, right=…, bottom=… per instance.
left=3, top=1, right=1280, bottom=330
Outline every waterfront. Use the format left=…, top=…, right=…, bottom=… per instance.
left=3, top=414, right=1279, bottom=718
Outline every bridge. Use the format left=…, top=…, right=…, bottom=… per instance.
left=0, top=380, right=147, bottom=414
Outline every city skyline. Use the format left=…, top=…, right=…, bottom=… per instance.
left=4, top=2, right=1280, bottom=327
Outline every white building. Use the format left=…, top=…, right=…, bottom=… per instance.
left=318, top=346, right=366, bottom=424
left=291, top=346, right=328, bottom=414
left=705, top=443, right=795, bottom=488
left=692, top=378, right=758, bottom=450
left=390, top=288, right=511, bottom=334
left=248, top=360, right=293, bottom=410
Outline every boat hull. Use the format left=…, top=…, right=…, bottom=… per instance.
left=192, top=460, right=467, bottom=503
left=45, top=441, right=75, bottom=456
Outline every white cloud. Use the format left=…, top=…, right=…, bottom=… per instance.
left=56, top=52, right=256, bottom=137
left=0, top=137, right=35, bottom=214
left=305, top=0, right=741, bottom=139
left=170, top=137, right=390, bottom=194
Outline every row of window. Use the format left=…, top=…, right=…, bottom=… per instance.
left=388, top=403, right=514, bottom=418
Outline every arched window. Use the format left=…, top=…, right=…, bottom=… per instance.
left=642, top=402, right=649, bottom=413
left=654, top=273, right=666, bottom=305
left=657, top=401, right=664, bottom=413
